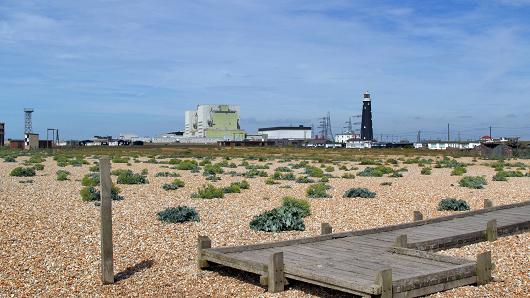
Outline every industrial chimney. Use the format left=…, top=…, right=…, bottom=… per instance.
left=360, top=91, right=373, bottom=141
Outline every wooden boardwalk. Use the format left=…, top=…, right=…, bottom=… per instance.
left=198, top=201, right=530, bottom=297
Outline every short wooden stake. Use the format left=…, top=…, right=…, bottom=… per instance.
left=484, top=199, right=493, bottom=209
left=394, top=234, right=408, bottom=248
left=376, top=268, right=392, bottom=298
left=413, top=211, right=423, bottom=221
left=476, top=251, right=492, bottom=285
left=321, top=223, right=333, bottom=235
left=99, top=157, right=114, bottom=284
left=268, top=252, right=285, bottom=293
left=197, top=236, right=211, bottom=269
left=486, top=219, right=497, bottom=242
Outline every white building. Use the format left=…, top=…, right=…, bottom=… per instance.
left=257, top=126, right=312, bottom=140
left=335, top=133, right=359, bottom=144
left=346, top=140, right=372, bottom=149
left=415, top=141, right=481, bottom=150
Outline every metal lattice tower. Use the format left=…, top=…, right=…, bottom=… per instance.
left=24, top=108, right=34, bottom=133
left=318, top=112, right=334, bottom=141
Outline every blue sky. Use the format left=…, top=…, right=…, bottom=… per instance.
left=1, top=0, right=529, bottom=140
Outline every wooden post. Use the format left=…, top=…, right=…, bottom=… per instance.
left=99, top=156, right=114, bottom=284
left=268, top=252, right=285, bottom=293
left=413, top=211, right=423, bottom=221
left=321, top=223, right=333, bottom=235
left=484, top=199, right=493, bottom=209
left=476, top=251, right=492, bottom=285
left=197, top=236, right=211, bottom=269
left=394, top=234, right=407, bottom=248
left=486, top=219, right=497, bottom=242
left=376, top=268, right=392, bottom=298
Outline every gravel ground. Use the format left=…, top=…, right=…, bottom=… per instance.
left=0, top=156, right=529, bottom=297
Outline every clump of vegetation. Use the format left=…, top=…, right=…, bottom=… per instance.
left=155, top=171, right=180, bottom=177
left=451, top=166, right=467, bottom=176
left=243, top=169, right=268, bottom=178
left=359, top=158, right=381, bottom=165
left=438, top=198, right=470, bottom=211
left=459, top=176, right=487, bottom=189
left=117, top=171, right=148, bottom=184
left=282, top=196, right=311, bottom=217
left=421, top=167, right=432, bottom=175
left=111, top=156, right=129, bottom=163
left=82, top=173, right=100, bottom=186
left=325, top=166, right=335, bottom=172
left=390, top=171, right=403, bottom=178
left=380, top=181, right=392, bottom=186
left=157, top=206, right=200, bottom=223
left=296, top=176, right=314, bottom=183
left=435, top=156, right=466, bottom=168
left=111, top=169, right=132, bottom=176
left=341, top=173, right=356, bottom=179
left=272, top=171, right=295, bottom=181
left=492, top=170, right=524, bottom=181
left=357, top=166, right=393, bottom=177
left=249, top=197, right=310, bottom=232
left=56, top=170, right=70, bottom=181
left=343, top=188, right=376, bottom=198
left=4, top=156, right=16, bottom=162
left=223, top=180, right=250, bottom=193
left=275, top=166, right=292, bottom=172
left=386, top=158, right=398, bottom=165
left=306, top=183, right=331, bottom=198
left=176, top=160, right=199, bottom=171
left=304, top=166, right=324, bottom=177
left=162, top=179, right=185, bottom=190
left=33, top=164, right=45, bottom=171
left=203, top=163, right=224, bottom=175
left=28, top=155, right=45, bottom=164
left=80, top=185, right=123, bottom=201
left=89, top=164, right=100, bottom=172
left=265, top=177, right=280, bottom=185
left=192, top=184, right=225, bottom=199
left=10, top=167, right=36, bottom=177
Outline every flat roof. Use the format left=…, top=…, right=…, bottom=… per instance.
left=258, top=126, right=311, bottom=131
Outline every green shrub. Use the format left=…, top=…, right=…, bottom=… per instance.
left=296, top=176, right=314, bottom=183
left=265, top=177, right=280, bottom=185
left=56, top=170, right=70, bottom=181
left=357, top=166, right=393, bottom=177
left=157, top=206, right=199, bottom=223
left=421, top=167, right=432, bottom=175
left=203, top=163, right=224, bottom=175
left=275, top=166, right=292, bottom=172
left=33, top=164, right=44, bottom=171
left=155, top=171, right=180, bottom=177
left=451, top=166, right=467, bottom=176
left=306, top=183, right=331, bottom=198
left=343, top=188, right=376, bottom=198
left=117, top=172, right=148, bottom=184
left=282, top=196, right=311, bottom=217
left=243, top=169, right=268, bottom=178
left=82, top=173, right=100, bottom=186
left=89, top=164, right=100, bottom=172
left=249, top=205, right=306, bottom=232
left=80, top=185, right=123, bottom=201
left=438, top=198, right=470, bottom=211
left=10, top=167, right=36, bottom=177
left=192, top=184, right=224, bottom=199
left=304, top=166, right=324, bottom=177
left=141, top=168, right=149, bottom=175
left=386, top=158, right=398, bottom=165
left=341, top=173, right=356, bottom=179
left=111, top=156, right=129, bottom=163
left=111, top=169, right=132, bottom=176
left=492, top=173, right=507, bottom=181
left=176, top=160, right=198, bottom=170
left=4, top=156, right=16, bottom=162
left=272, top=171, right=295, bottom=180
left=28, top=155, right=45, bottom=163
left=459, top=176, right=487, bottom=189
left=162, top=179, right=185, bottom=190
left=435, top=157, right=466, bottom=168
left=390, top=171, right=403, bottom=178
left=320, top=176, right=330, bottom=182
left=325, top=166, right=335, bottom=172
left=359, top=158, right=381, bottom=165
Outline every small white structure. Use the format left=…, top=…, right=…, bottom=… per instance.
left=258, top=126, right=312, bottom=140
left=346, top=140, right=372, bottom=149
left=335, top=133, right=359, bottom=144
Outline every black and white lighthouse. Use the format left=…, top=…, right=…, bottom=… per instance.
left=360, top=91, right=373, bottom=141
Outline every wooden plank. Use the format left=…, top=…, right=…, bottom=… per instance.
left=393, top=276, right=476, bottom=297
left=268, top=252, right=284, bottom=293
left=393, top=264, right=475, bottom=292
left=203, top=250, right=267, bottom=275
left=99, top=156, right=114, bottom=285
left=386, top=247, right=473, bottom=265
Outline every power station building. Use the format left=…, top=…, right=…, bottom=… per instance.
left=184, top=104, right=245, bottom=141
left=0, top=122, right=4, bottom=147
left=257, top=125, right=312, bottom=140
